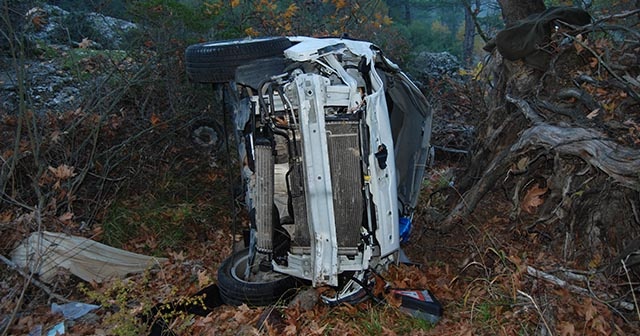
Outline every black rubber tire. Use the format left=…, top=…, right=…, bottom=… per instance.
left=185, top=37, right=292, bottom=83
left=235, top=57, right=288, bottom=90
left=217, top=248, right=299, bottom=306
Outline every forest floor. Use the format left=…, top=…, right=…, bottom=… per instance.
left=2, top=9, right=640, bottom=334
left=1, top=98, right=638, bottom=335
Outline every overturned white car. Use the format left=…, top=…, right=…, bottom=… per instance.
left=185, top=36, right=433, bottom=305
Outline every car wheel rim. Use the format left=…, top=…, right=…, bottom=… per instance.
left=230, top=252, right=289, bottom=284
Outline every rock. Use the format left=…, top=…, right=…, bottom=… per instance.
left=84, top=12, right=138, bottom=49
left=0, top=57, right=80, bottom=115
left=287, top=288, right=318, bottom=311
left=23, top=4, right=138, bottom=50
left=2, top=5, right=138, bottom=115
left=24, top=5, right=71, bottom=45
left=410, top=51, right=462, bottom=83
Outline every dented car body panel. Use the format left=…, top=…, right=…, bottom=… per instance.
left=186, top=36, right=433, bottom=303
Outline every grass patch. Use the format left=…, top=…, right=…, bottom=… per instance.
left=320, top=302, right=434, bottom=335
left=102, top=201, right=196, bottom=254
left=63, top=48, right=128, bottom=68
left=102, top=163, right=230, bottom=256
left=59, top=48, right=130, bottom=81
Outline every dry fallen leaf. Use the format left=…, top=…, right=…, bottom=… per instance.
left=515, top=156, right=529, bottom=171
left=233, top=304, right=252, bottom=324
left=31, top=15, right=47, bottom=30
left=586, top=108, right=600, bottom=120
left=573, top=34, right=584, bottom=54
left=169, top=250, right=186, bottom=262
left=78, top=37, right=92, bottom=49
left=558, top=321, right=575, bottom=336
left=197, top=269, right=211, bottom=288
left=58, top=212, right=73, bottom=223
left=386, top=291, right=403, bottom=308
left=283, top=323, right=297, bottom=336
left=0, top=211, right=14, bottom=223
left=521, top=184, right=547, bottom=214
left=48, top=164, right=76, bottom=180
left=50, top=130, right=64, bottom=143
left=150, top=113, right=161, bottom=126
left=588, top=253, right=602, bottom=270
left=583, top=298, right=597, bottom=322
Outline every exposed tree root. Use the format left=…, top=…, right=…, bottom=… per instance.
left=513, top=124, right=640, bottom=190
left=441, top=96, right=640, bottom=232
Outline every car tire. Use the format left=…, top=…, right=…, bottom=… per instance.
left=185, top=37, right=292, bottom=83
left=217, top=248, right=299, bottom=306
left=191, top=118, right=225, bottom=152
left=235, top=57, right=288, bottom=90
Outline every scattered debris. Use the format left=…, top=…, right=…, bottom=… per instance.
left=46, top=322, right=65, bottom=336
left=11, top=231, right=167, bottom=283
left=51, top=302, right=100, bottom=320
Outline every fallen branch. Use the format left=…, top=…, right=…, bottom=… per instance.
left=0, top=254, right=70, bottom=303
left=526, top=266, right=634, bottom=311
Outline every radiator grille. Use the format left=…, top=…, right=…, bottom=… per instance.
left=327, top=121, right=363, bottom=252
left=255, top=144, right=274, bottom=253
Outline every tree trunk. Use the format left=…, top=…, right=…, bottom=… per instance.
left=461, top=0, right=476, bottom=67
left=441, top=1, right=640, bottom=274
left=404, top=0, right=411, bottom=23
left=497, top=0, right=545, bottom=25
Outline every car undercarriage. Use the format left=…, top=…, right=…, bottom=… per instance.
left=185, top=36, right=433, bottom=306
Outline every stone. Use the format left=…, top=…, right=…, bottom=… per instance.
left=23, top=4, right=138, bottom=50
left=409, top=51, right=462, bottom=83
left=287, top=288, right=318, bottom=311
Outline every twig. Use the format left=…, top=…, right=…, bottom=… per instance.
left=526, top=265, right=586, bottom=295
left=1, top=249, right=68, bottom=336
left=593, top=9, right=640, bottom=24
left=1, top=268, right=28, bottom=336
left=556, top=268, right=591, bottom=282
left=630, top=197, right=640, bottom=226
left=517, top=290, right=553, bottom=336
left=621, top=257, right=640, bottom=321
left=433, top=145, right=469, bottom=156
left=0, top=254, right=70, bottom=303
left=564, top=33, right=640, bottom=101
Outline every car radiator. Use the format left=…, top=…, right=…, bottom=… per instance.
left=290, top=119, right=363, bottom=255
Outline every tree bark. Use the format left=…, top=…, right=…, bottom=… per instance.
left=404, top=0, right=411, bottom=23
left=497, top=0, right=545, bottom=25
left=439, top=3, right=640, bottom=275
left=461, top=0, right=477, bottom=67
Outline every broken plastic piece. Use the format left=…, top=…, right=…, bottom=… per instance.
left=51, top=302, right=100, bottom=320
left=46, top=322, right=65, bottom=336
left=375, top=144, right=388, bottom=169
left=392, top=289, right=443, bottom=324
left=399, top=216, right=412, bottom=243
